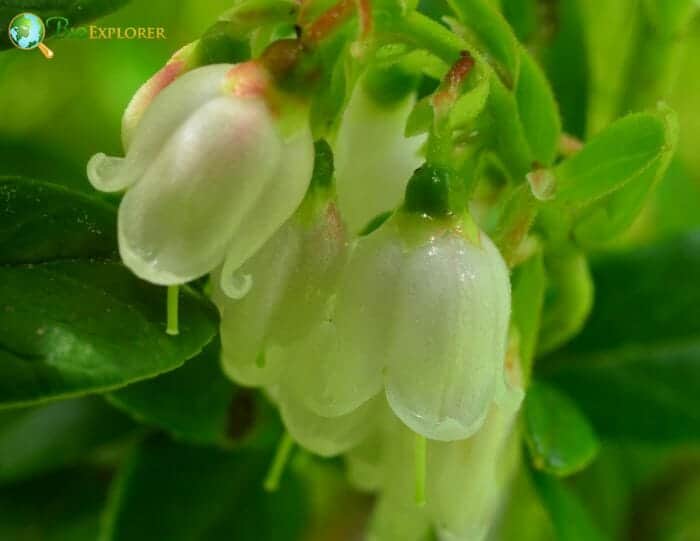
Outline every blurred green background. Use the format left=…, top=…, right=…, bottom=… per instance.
left=0, top=0, right=235, bottom=189
left=1, top=1, right=700, bottom=540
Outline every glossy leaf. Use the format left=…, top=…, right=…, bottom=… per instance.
left=101, top=437, right=308, bottom=541
left=0, top=397, right=134, bottom=484
left=541, top=232, right=700, bottom=443
left=0, top=176, right=117, bottom=264
left=108, top=341, right=240, bottom=446
left=524, top=381, right=599, bottom=477
left=0, top=177, right=218, bottom=408
left=552, top=107, right=677, bottom=206
left=0, top=260, right=217, bottom=408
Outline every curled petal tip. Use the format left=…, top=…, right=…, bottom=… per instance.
left=86, top=153, right=132, bottom=193
left=220, top=268, right=253, bottom=299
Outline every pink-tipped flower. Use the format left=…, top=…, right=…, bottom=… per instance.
left=87, top=61, right=314, bottom=288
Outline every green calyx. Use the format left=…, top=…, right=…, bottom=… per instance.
left=403, top=164, right=455, bottom=218
left=309, top=139, right=334, bottom=190
left=363, top=62, right=421, bottom=106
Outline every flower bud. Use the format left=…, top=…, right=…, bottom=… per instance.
left=87, top=62, right=314, bottom=286
left=334, top=77, right=426, bottom=233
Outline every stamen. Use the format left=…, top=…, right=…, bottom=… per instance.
left=166, top=285, right=180, bottom=336
left=414, top=432, right=427, bottom=506
left=264, top=431, right=295, bottom=492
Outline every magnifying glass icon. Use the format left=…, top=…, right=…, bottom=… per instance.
left=8, top=12, right=54, bottom=59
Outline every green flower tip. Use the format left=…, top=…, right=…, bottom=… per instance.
left=403, top=164, right=452, bottom=218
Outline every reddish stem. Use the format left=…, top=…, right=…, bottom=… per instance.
left=433, top=51, right=475, bottom=113
left=302, top=0, right=372, bottom=46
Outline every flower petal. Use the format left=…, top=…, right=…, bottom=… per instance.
left=335, top=82, right=426, bottom=233
left=427, top=401, right=521, bottom=541
left=277, top=388, right=379, bottom=457
left=385, top=231, right=511, bottom=441
left=219, top=124, right=314, bottom=298
left=118, top=95, right=281, bottom=285
left=88, top=65, right=233, bottom=195
left=215, top=222, right=302, bottom=387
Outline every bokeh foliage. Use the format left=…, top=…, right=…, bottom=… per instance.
left=1, top=0, right=700, bottom=540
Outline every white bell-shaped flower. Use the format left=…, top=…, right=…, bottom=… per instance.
left=214, top=192, right=348, bottom=387
left=325, top=209, right=511, bottom=441
left=87, top=61, right=314, bottom=287
left=382, top=214, right=512, bottom=441
left=334, top=77, right=426, bottom=233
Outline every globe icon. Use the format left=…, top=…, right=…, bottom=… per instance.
left=8, top=12, right=54, bottom=58
left=8, top=12, right=45, bottom=50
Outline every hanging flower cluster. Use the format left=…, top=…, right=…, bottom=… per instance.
left=87, top=3, right=536, bottom=539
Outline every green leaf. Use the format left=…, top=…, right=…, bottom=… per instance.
left=0, top=177, right=218, bottom=408
left=541, top=232, right=700, bottom=443
left=0, top=468, right=109, bottom=541
left=511, top=250, right=545, bottom=379
left=101, top=437, right=308, bottom=541
left=501, top=0, right=537, bottom=43
left=444, top=0, right=520, bottom=85
left=531, top=469, right=610, bottom=541
left=538, top=248, right=593, bottom=356
left=0, top=397, right=134, bottom=484
left=552, top=106, right=677, bottom=206
left=515, top=48, right=561, bottom=167
left=524, top=381, right=600, bottom=477
left=579, top=0, right=640, bottom=135
left=540, top=0, right=589, bottom=138
left=572, top=157, right=661, bottom=245
left=107, top=341, right=239, bottom=446
left=0, top=261, right=217, bottom=408
left=486, top=74, right=533, bottom=178
left=449, top=70, right=490, bottom=129
left=0, top=176, right=117, bottom=264
left=1, top=0, right=131, bottom=50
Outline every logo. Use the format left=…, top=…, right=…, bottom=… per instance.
left=8, top=12, right=54, bottom=59
left=6, top=12, right=167, bottom=58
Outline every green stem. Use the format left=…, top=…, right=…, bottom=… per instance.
left=166, top=285, right=179, bottom=336
left=414, top=433, right=427, bottom=506
left=264, top=431, right=295, bottom=492
left=380, top=11, right=467, bottom=64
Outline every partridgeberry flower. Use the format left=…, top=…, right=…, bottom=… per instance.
left=212, top=168, right=349, bottom=388
left=279, top=166, right=512, bottom=441
left=87, top=61, right=314, bottom=290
